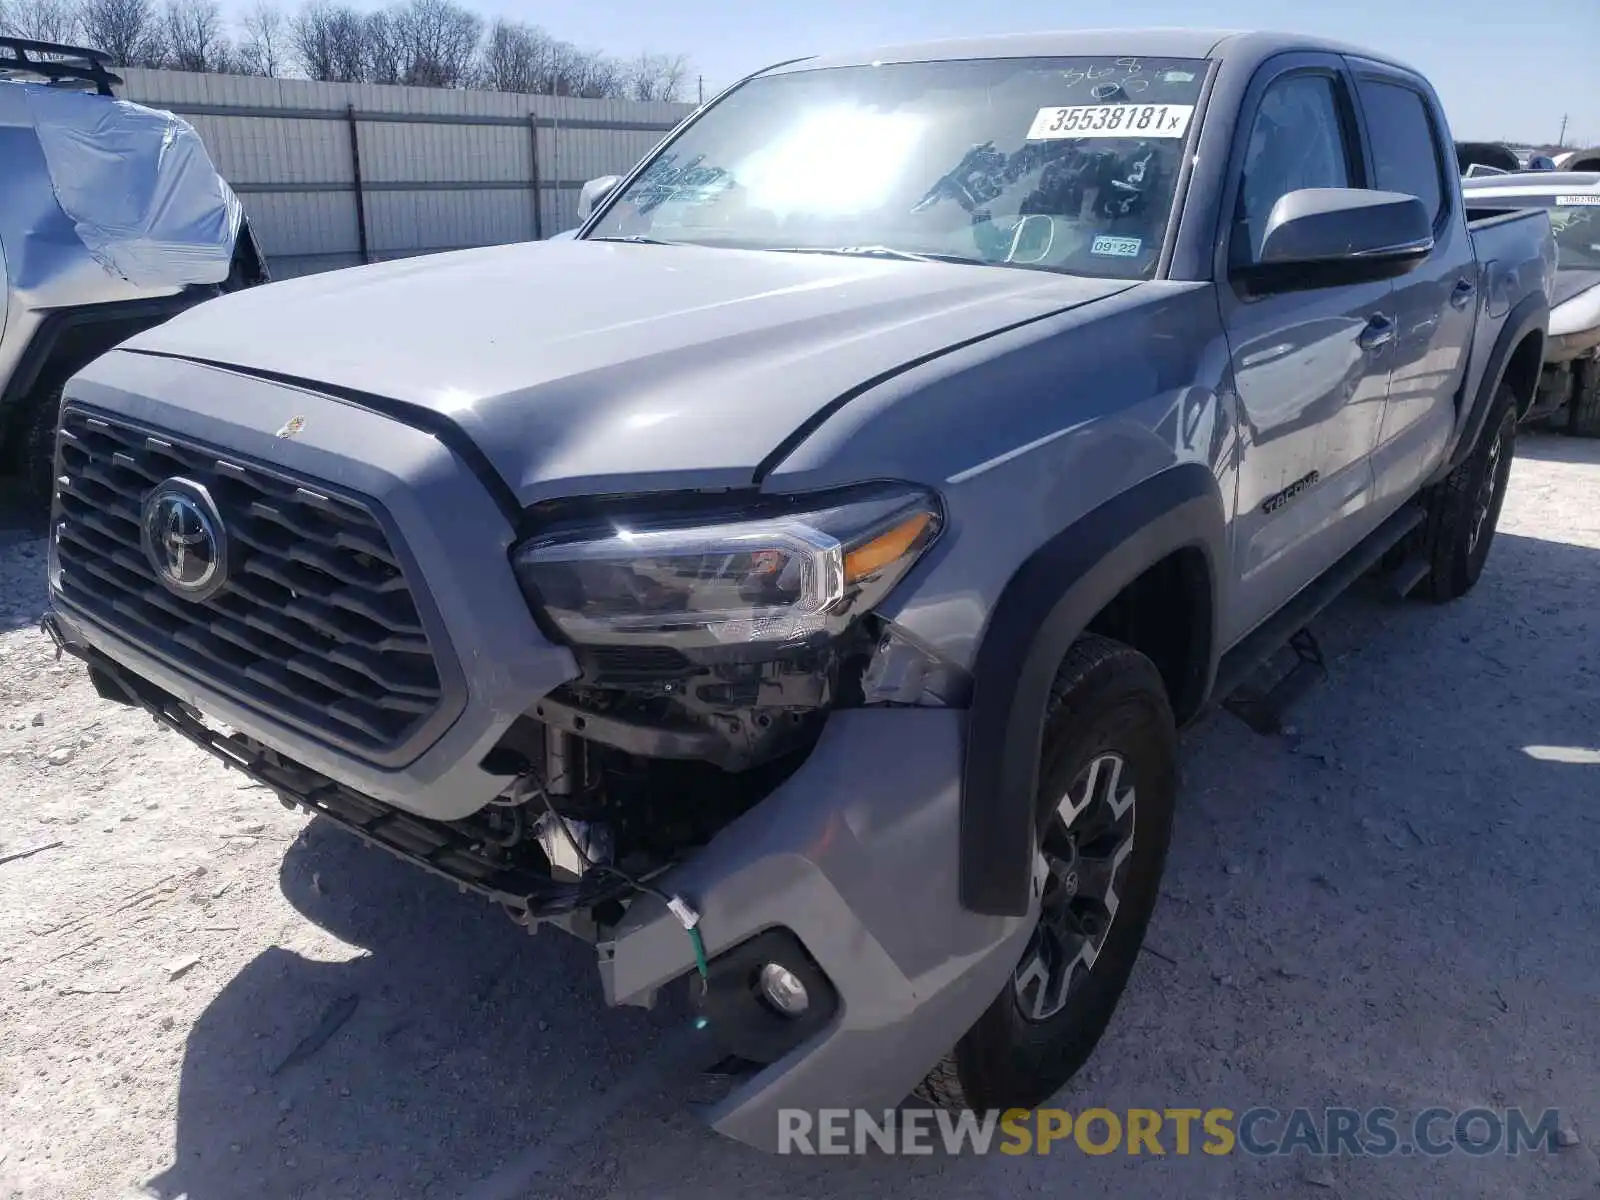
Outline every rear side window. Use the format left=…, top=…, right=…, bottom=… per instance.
left=1232, top=74, right=1356, bottom=266
left=1358, top=80, right=1447, bottom=224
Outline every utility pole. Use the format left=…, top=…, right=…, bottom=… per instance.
left=698, top=74, right=704, bottom=105
left=1557, top=114, right=1568, bottom=148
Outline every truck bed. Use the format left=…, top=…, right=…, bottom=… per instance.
left=1455, top=207, right=1556, bottom=436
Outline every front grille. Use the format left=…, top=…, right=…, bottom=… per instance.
left=53, top=406, right=445, bottom=758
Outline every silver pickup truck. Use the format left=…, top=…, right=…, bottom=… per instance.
left=44, top=29, right=1553, bottom=1149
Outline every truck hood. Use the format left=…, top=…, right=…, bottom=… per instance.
left=125, top=239, right=1133, bottom=505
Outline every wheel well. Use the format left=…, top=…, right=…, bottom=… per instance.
left=5, top=326, right=133, bottom=472
left=1083, top=547, right=1211, bottom=724
left=1503, top=332, right=1545, bottom=418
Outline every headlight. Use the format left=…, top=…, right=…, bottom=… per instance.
left=512, top=487, right=942, bottom=652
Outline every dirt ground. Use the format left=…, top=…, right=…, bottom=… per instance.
left=2, top=433, right=1598, bottom=1200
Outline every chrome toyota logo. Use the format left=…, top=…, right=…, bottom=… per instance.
left=141, top=479, right=229, bottom=601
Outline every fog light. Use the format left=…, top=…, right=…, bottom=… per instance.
left=756, top=962, right=810, bottom=1017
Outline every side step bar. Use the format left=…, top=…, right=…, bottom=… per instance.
left=1213, top=502, right=1427, bottom=708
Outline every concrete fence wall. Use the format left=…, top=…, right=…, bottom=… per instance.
left=117, top=68, right=696, bottom=278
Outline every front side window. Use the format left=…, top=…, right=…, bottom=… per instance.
left=585, top=56, right=1210, bottom=280
left=1232, top=73, right=1355, bottom=266
left=1358, top=79, right=1447, bottom=225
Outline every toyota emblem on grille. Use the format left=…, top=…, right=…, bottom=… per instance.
left=141, top=479, right=230, bottom=602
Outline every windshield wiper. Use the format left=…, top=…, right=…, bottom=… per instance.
left=765, top=245, right=985, bottom=266
left=586, top=234, right=684, bottom=246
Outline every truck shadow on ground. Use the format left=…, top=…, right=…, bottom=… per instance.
left=148, top=527, right=1599, bottom=1200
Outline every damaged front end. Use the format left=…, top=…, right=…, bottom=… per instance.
left=71, top=481, right=964, bottom=939
left=467, top=484, right=961, bottom=930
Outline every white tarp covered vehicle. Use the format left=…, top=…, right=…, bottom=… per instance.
left=0, top=38, right=267, bottom=506
left=1463, top=170, right=1600, bottom=436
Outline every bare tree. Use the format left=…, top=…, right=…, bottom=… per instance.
left=362, top=7, right=400, bottom=83
left=391, top=0, right=479, bottom=88
left=164, top=0, right=230, bottom=70
left=290, top=0, right=363, bottom=81
left=235, top=0, right=285, bottom=76
left=477, top=16, right=543, bottom=93
left=9, top=0, right=689, bottom=93
left=627, top=51, right=687, bottom=102
left=78, top=0, right=165, bottom=66
left=569, top=45, right=627, bottom=98
left=5, top=0, right=80, bottom=42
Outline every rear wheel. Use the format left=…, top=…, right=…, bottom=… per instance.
left=1419, top=380, right=1517, bottom=602
left=916, top=634, right=1176, bottom=1111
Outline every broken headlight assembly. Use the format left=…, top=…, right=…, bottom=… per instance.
left=508, top=485, right=943, bottom=778
left=488, top=486, right=945, bottom=923
left=512, top=486, right=942, bottom=657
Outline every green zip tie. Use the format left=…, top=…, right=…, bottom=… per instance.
left=688, top=924, right=710, bottom=980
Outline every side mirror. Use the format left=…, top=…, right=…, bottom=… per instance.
left=1237, top=188, right=1433, bottom=294
left=577, top=175, right=621, bottom=223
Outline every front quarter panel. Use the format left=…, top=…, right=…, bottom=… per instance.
left=765, top=282, right=1235, bottom=916
left=765, top=281, right=1236, bottom=671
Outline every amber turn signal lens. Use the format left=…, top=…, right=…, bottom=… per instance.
left=844, top=511, right=934, bottom=583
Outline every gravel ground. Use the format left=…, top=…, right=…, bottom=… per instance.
left=2, top=433, right=1598, bottom=1200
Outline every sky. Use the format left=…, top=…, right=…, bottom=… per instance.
left=464, top=0, right=1597, bottom=146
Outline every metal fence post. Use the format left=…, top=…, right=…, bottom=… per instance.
left=346, top=103, right=370, bottom=264
left=528, top=113, right=543, bottom=241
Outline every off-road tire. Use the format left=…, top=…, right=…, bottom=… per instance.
left=1419, top=380, right=1517, bottom=602
left=17, top=379, right=64, bottom=512
left=914, top=634, right=1177, bottom=1112
left=1569, top=358, right=1600, bottom=439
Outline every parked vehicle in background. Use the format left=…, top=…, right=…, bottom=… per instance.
left=1464, top=171, right=1600, bottom=435
left=1457, top=141, right=1523, bottom=175
left=0, top=38, right=268, bottom=509
left=1555, top=147, right=1600, bottom=173
left=45, top=29, right=1553, bottom=1150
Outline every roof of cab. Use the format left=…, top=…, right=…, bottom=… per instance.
left=761, top=28, right=1420, bottom=79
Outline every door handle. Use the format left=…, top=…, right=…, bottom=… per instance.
left=1450, top=278, right=1477, bottom=310
left=1359, top=314, right=1395, bottom=351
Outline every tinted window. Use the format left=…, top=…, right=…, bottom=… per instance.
left=1233, top=74, right=1354, bottom=264
left=1359, top=80, right=1446, bottom=223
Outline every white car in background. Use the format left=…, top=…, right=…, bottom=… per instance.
left=1463, top=172, right=1600, bottom=436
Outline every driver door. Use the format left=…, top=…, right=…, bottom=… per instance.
left=1217, top=57, right=1393, bottom=649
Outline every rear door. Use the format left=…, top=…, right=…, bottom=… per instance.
left=1217, top=54, right=1392, bottom=648
left=1349, top=62, right=1477, bottom=506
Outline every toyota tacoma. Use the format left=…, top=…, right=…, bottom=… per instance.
left=43, top=29, right=1553, bottom=1149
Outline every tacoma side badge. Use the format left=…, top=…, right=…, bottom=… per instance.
left=275, top=415, right=307, bottom=439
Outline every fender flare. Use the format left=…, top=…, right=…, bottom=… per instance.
left=960, top=462, right=1225, bottom=916
left=1, top=291, right=209, bottom=421
left=1442, top=291, right=1546, bottom=477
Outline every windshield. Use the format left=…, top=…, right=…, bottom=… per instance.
left=586, top=56, right=1210, bottom=281
left=1551, top=202, right=1600, bottom=271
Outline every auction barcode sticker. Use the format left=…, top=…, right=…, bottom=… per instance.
left=1027, top=103, right=1195, bottom=140
left=1556, top=195, right=1600, bottom=206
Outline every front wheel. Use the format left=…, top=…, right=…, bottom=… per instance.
left=916, top=634, right=1176, bottom=1111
